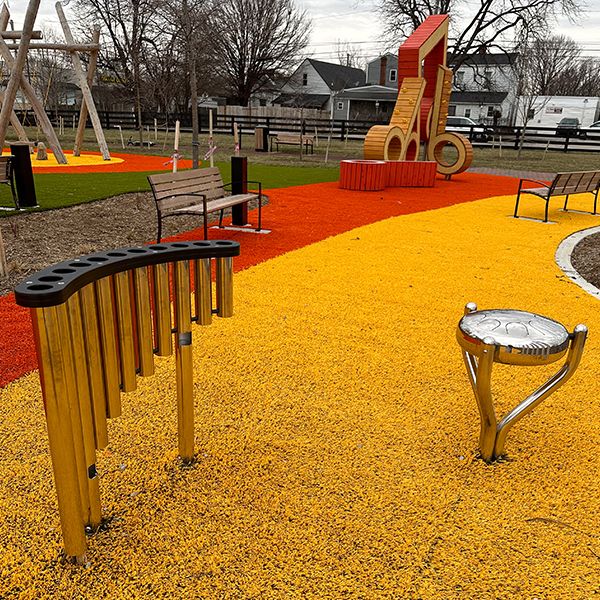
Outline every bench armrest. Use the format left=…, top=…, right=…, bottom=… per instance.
left=518, top=178, right=550, bottom=189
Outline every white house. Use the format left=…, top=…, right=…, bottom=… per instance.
left=450, top=53, right=518, bottom=124
left=275, top=59, right=365, bottom=114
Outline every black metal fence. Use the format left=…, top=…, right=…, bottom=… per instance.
left=13, top=108, right=600, bottom=152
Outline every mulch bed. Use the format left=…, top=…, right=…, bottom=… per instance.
left=569, top=230, right=600, bottom=290
left=0, top=192, right=240, bottom=296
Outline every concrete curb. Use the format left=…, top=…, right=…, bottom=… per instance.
left=555, top=226, right=600, bottom=300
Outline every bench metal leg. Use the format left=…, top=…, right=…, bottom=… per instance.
left=203, top=212, right=208, bottom=240
left=157, top=217, right=162, bottom=243
left=594, top=190, right=598, bottom=215
left=544, top=198, right=550, bottom=222
left=257, top=195, right=262, bottom=232
left=513, top=190, right=521, bottom=218
left=218, top=210, right=224, bottom=228
left=563, top=194, right=570, bottom=211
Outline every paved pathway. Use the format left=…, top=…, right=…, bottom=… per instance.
left=468, top=166, right=555, bottom=180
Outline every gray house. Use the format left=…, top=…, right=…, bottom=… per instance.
left=366, top=53, right=399, bottom=87
left=275, top=59, right=365, bottom=114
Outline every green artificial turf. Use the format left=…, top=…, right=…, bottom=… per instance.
left=0, top=161, right=339, bottom=213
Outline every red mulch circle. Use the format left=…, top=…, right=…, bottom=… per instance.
left=0, top=172, right=520, bottom=387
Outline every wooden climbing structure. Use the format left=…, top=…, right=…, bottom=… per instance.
left=364, top=15, right=473, bottom=177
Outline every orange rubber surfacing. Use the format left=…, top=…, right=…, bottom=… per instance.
left=0, top=171, right=523, bottom=388
left=1, top=150, right=192, bottom=173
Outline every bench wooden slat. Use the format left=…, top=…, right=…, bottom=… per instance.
left=170, top=194, right=258, bottom=215
left=152, top=174, right=223, bottom=194
left=154, top=181, right=225, bottom=203
left=148, top=167, right=221, bottom=185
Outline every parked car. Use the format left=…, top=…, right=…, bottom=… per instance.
left=582, top=120, right=600, bottom=138
left=445, top=116, right=493, bottom=142
left=555, top=117, right=586, bottom=138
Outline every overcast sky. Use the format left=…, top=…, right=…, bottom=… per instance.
left=5, top=0, right=600, bottom=66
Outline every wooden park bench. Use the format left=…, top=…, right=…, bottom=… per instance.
left=514, top=170, right=600, bottom=222
left=270, top=133, right=315, bottom=154
left=148, top=167, right=264, bottom=241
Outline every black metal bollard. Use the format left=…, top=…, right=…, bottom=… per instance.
left=231, top=156, right=248, bottom=226
left=10, top=142, right=37, bottom=208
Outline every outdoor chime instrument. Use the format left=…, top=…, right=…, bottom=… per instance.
left=15, top=240, right=239, bottom=562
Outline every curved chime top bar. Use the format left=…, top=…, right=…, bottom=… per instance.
left=15, top=240, right=240, bottom=308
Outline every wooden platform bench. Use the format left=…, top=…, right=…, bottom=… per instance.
left=514, top=170, right=600, bottom=222
left=270, top=133, right=315, bottom=154
left=148, top=167, right=264, bottom=241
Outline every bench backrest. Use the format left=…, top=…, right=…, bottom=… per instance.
left=148, top=167, right=225, bottom=212
left=277, top=133, right=314, bottom=143
left=551, top=171, right=600, bottom=196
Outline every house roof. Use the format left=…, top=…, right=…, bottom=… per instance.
left=336, top=85, right=398, bottom=101
left=273, top=93, right=330, bottom=109
left=452, top=53, right=518, bottom=67
left=307, top=59, right=365, bottom=91
left=450, top=91, right=508, bottom=104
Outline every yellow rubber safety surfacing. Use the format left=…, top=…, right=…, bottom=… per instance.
left=0, top=191, right=599, bottom=596
left=2, top=151, right=124, bottom=168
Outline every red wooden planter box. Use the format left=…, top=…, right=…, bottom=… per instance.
left=385, top=161, right=437, bottom=187
left=339, top=160, right=387, bottom=191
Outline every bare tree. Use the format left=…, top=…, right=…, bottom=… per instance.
left=73, top=0, right=160, bottom=143
left=210, top=0, right=311, bottom=106
left=548, top=57, right=600, bottom=96
left=512, top=40, right=552, bottom=156
left=374, top=0, right=582, bottom=72
left=528, top=35, right=581, bottom=94
left=158, top=0, right=215, bottom=166
left=27, top=26, right=73, bottom=115
left=336, top=41, right=363, bottom=69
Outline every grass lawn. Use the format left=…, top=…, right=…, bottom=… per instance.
left=0, top=161, right=340, bottom=212
left=473, top=147, right=600, bottom=172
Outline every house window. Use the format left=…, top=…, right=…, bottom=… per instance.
left=389, top=69, right=397, bottom=82
left=487, top=106, right=494, bottom=117
left=448, top=105, right=456, bottom=116
left=484, top=69, right=493, bottom=89
left=455, top=71, right=464, bottom=85
left=337, top=101, right=343, bottom=111
left=465, top=108, right=471, bottom=118
left=302, top=73, right=308, bottom=86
